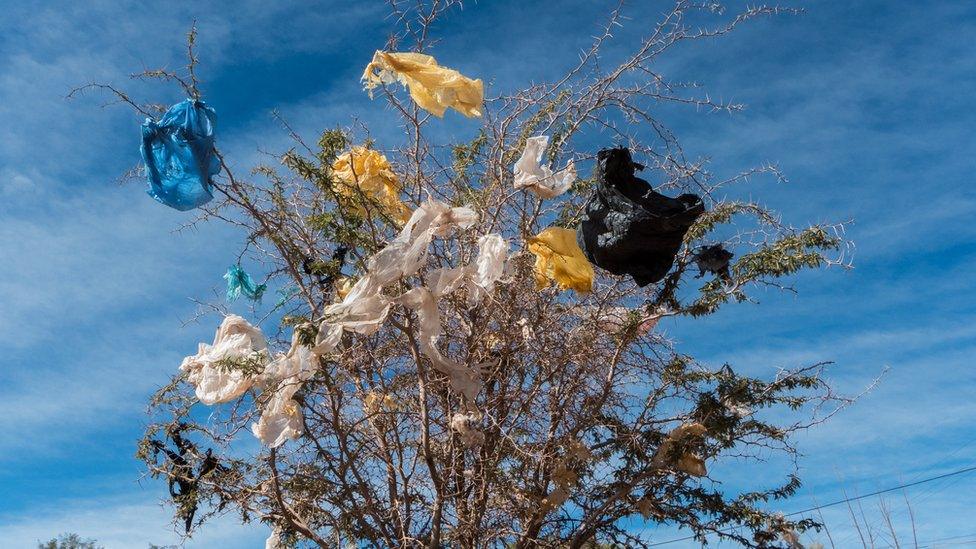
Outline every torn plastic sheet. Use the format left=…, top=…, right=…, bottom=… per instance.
left=224, top=265, right=267, bottom=302
left=528, top=227, right=594, bottom=293
left=313, top=199, right=478, bottom=356
left=251, top=336, right=316, bottom=448
left=652, top=422, right=708, bottom=477
left=577, top=147, right=704, bottom=286
left=513, top=136, right=575, bottom=199
left=362, top=51, right=484, bottom=118
left=140, top=98, right=220, bottom=211
left=467, top=233, right=508, bottom=304
left=318, top=241, right=506, bottom=402
left=179, top=315, right=269, bottom=405
left=395, top=286, right=482, bottom=401
left=331, top=146, right=410, bottom=223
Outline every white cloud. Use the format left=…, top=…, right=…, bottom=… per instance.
left=0, top=491, right=267, bottom=549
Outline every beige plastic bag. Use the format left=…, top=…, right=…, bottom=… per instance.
left=652, top=423, right=708, bottom=477
left=251, top=336, right=316, bottom=448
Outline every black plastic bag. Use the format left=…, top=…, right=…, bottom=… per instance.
left=577, top=147, right=704, bottom=286
left=693, top=244, right=734, bottom=282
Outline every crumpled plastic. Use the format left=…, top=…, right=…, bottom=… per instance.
left=541, top=440, right=592, bottom=512
left=577, top=147, right=705, bottom=286
left=389, top=234, right=507, bottom=400
left=362, top=51, right=484, bottom=118
left=466, top=233, right=508, bottom=304
left=528, top=227, right=594, bottom=293
left=450, top=412, right=485, bottom=448
left=179, top=315, right=269, bottom=405
left=265, top=529, right=283, bottom=549
left=692, top=244, right=734, bottom=282
left=636, top=498, right=664, bottom=520
left=314, top=199, right=478, bottom=356
left=224, top=265, right=267, bottom=301
left=364, top=391, right=397, bottom=417
left=313, top=209, right=505, bottom=404
left=652, top=423, right=708, bottom=477
left=140, top=99, right=220, bottom=211
left=331, top=146, right=411, bottom=223
left=251, top=335, right=316, bottom=448
left=513, top=136, right=575, bottom=199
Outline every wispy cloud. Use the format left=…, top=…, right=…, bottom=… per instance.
left=1, top=0, right=974, bottom=546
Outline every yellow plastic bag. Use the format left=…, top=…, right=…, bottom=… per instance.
left=331, top=146, right=410, bottom=223
left=527, top=227, right=594, bottom=293
left=362, top=51, right=484, bottom=118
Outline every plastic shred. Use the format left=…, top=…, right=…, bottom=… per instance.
left=450, top=412, right=485, bottom=448
left=513, top=136, right=575, bottom=198
left=224, top=265, right=267, bottom=301
left=140, top=98, right=220, bottom=211
left=577, top=147, right=704, bottom=286
left=362, top=51, right=483, bottom=118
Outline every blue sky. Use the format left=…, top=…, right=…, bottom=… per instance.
left=0, top=1, right=973, bottom=547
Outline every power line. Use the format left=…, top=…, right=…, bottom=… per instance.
left=646, top=464, right=976, bottom=547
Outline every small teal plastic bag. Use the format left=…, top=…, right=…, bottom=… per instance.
left=140, top=99, right=220, bottom=211
left=224, top=265, right=267, bottom=301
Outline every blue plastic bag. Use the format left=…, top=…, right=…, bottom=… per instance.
left=140, top=99, right=220, bottom=211
left=224, top=265, right=267, bottom=301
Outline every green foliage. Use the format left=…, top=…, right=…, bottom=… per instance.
left=37, top=533, right=102, bottom=549
left=686, top=225, right=841, bottom=317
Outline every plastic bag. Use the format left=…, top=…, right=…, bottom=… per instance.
left=577, top=147, right=704, bottom=286
left=528, top=227, right=594, bottom=293
left=331, top=146, right=410, bottom=223
left=314, top=199, right=477, bottom=355
left=140, top=99, right=220, bottom=211
left=224, top=265, right=267, bottom=301
left=652, top=423, right=708, bottom=476
left=251, top=335, right=315, bottom=448
left=692, top=244, right=734, bottom=281
left=362, top=51, right=483, bottom=118
left=513, top=136, right=576, bottom=198
left=179, top=315, right=269, bottom=405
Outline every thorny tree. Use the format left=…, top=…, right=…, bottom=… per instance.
left=83, top=1, right=858, bottom=547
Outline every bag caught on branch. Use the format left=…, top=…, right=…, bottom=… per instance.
left=140, top=99, right=220, bottom=211
left=224, top=265, right=267, bottom=302
left=652, top=422, right=708, bottom=477
left=362, top=51, right=484, bottom=118
left=513, top=135, right=576, bottom=199
left=692, top=243, right=734, bottom=282
left=528, top=227, right=594, bottom=293
left=577, top=147, right=704, bottom=286
left=179, top=315, right=269, bottom=405
left=331, top=146, right=411, bottom=223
